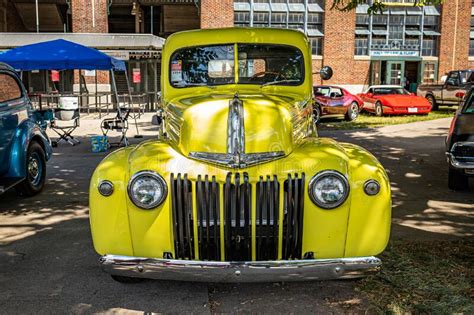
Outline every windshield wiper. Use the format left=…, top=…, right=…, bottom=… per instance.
left=260, top=79, right=301, bottom=87
left=175, top=82, right=216, bottom=88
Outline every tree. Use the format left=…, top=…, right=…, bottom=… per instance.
left=330, top=0, right=445, bottom=14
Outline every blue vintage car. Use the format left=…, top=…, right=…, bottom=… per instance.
left=0, top=62, right=52, bottom=196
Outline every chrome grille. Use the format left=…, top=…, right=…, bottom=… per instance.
left=170, top=172, right=305, bottom=261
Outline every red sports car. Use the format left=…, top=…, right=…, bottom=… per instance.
left=313, top=85, right=364, bottom=123
left=358, top=85, right=432, bottom=116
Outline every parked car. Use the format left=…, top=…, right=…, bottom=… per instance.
left=0, top=62, right=52, bottom=196
left=312, top=85, right=363, bottom=123
left=418, top=69, right=473, bottom=110
left=90, top=28, right=391, bottom=283
left=359, top=85, right=432, bottom=116
left=446, top=87, right=474, bottom=190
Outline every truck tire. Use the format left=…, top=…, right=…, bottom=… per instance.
left=345, top=102, right=359, bottom=121
left=426, top=94, right=438, bottom=111
left=448, top=168, right=469, bottom=191
left=15, top=141, right=46, bottom=197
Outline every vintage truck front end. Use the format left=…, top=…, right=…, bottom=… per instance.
left=89, top=28, right=391, bottom=282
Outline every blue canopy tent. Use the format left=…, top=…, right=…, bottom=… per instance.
left=0, top=39, right=141, bottom=141
left=0, top=39, right=125, bottom=71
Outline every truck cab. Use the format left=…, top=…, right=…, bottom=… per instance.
left=418, top=69, right=473, bottom=110
left=0, top=62, right=52, bottom=196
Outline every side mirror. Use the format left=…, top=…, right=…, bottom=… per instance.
left=366, top=93, right=373, bottom=98
left=319, top=66, right=333, bottom=81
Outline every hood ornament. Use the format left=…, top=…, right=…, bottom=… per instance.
left=189, top=93, right=285, bottom=168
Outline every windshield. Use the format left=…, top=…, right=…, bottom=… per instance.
left=372, top=87, right=410, bottom=95
left=169, top=44, right=304, bottom=88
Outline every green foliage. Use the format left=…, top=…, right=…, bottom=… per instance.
left=330, top=0, right=445, bottom=14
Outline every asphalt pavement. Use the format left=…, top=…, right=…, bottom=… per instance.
left=0, top=114, right=472, bottom=313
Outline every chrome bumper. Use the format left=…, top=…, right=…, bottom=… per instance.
left=446, top=153, right=474, bottom=170
left=99, top=255, right=381, bottom=282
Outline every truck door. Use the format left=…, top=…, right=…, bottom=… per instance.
left=0, top=71, right=27, bottom=175
left=443, top=72, right=462, bottom=105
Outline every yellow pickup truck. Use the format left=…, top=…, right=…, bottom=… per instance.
left=89, top=28, right=391, bottom=283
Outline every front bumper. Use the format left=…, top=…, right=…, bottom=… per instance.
left=100, top=255, right=381, bottom=282
left=447, top=153, right=474, bottom=171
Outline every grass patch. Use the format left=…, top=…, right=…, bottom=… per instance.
left=356, top=240, right=474, bottom=314
left=319, top=107, right=457, bottom=131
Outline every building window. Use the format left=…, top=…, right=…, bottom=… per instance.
left=355, top=35, right=369, bottom=55
left=234, top=11, right=250, bottom=27
left=309, top=37, right=322, bottom=55
left=470, top=40, right=474, bottom=56
left=422, top=36, right=438, bottom=56
left=422, top=62, right=437, bottom=84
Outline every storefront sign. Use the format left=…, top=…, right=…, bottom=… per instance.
left=51, top=70, right=60, bottom=82
left=133, top=68, right=141, bottom=83
left=103, top=51, right=130, bottom=61
left=370, top=50, right=419, bottom=57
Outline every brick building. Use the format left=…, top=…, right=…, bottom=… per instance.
left=0, top=0, right=473, bottom=94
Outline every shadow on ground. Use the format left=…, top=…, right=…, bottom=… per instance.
left=0, top=118, right=472, bottom=312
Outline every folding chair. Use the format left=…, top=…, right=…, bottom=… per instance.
left=101, top=106, right=131, bottom=147
left=50, top=96, right=80, bottom=146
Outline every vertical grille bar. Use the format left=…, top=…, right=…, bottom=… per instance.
left=272, top=175, right=279, bottom=260
left=224, top=173, right=232, bottom=260
left=243, top=173, right=251, bottom=260
left=171, top=173, right=194, bottom=260
left=211, top=176, right=220, bottom=261
left=195, top=175, right=220, bottom=261
left=282, top=173, right=305, bottom=260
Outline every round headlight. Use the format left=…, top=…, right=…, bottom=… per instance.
left=308, top=170, right=350, bottom=209
left=128, top=171, right=167, bottom=209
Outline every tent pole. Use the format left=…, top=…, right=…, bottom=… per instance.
left=124, top=69, right=142, bottom=138
left=110, top=69, right=121, bottom=117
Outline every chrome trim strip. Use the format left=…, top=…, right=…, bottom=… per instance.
left=100, top=255, right=381, bottom=282
left=189, top=151, right=285, bottom=168
left=227, top=93, right=245, bottom=164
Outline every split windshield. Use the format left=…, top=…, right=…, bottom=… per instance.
left=169, top=44, right=304, bottom=88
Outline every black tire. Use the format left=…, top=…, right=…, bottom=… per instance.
left=15, top=142, right=46, bottom=197
left=313, top=106, right=321, bottom=125
left=375, top=102, right=383, bottom=117
left=426, top=94, right=438, bottom=111
left=448, top=168, right=469, bottom=191
left=345, top=102, right=360, bottom=121
left=111, top=275, right=144, bottom=283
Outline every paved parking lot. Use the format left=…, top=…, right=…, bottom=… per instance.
left=0, top=114, right=472, bottom=313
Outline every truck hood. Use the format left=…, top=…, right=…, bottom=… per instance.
left=165, top=91, right=311, bottom=168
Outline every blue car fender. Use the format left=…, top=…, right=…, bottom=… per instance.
left=6, top=118, right=52, bottom=178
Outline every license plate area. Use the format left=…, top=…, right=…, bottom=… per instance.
left=408, top=107, right=418, bottom=113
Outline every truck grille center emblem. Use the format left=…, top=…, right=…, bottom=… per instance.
left=189, top=93, right=285, bottom=168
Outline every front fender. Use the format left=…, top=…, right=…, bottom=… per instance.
left=6, top=118, right=52, bottom=178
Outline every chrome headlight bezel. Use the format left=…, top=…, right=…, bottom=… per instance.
left=127, top=171, right=168, bottom=209
left=308, top=170, right=350, bottom=209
